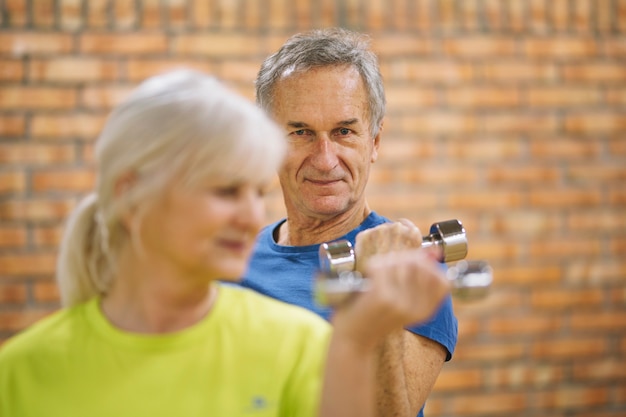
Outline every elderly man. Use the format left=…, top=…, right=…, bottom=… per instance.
left=242, top=28, right=458, bottom=417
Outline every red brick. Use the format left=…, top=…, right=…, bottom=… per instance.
left=86, top=0, right=108, bottom=28
left=487, top=315, right=562, bottom=335
left=565, top=113, right=626, bottom=133
left=572, top=0, right=593, bottom=32
left=114, top=0, right=138, bottom=29
left=0, top=87, right=77, bottom=109
left=381, top=60, right=475, bottom=83
left=0, top=171, right=26, bottom=194
left=126, top=59, right=214, bottom=81
left=365, top=190, right=440, bottom=213
left=532, top=338, right=607, bottom=359
left=32, top=169, right=95, bottom=193
left=552, top=0, right=569, bottom=31
left=611, top=238, right=626, bottom=258
left=2, top=0, right=28, bottom=27
left=487, top=165, right=560, bottom=185
left=485, top=211, right=562, bottom=237
left=458, top=0, right=480, bottom=31
left=29, top=58, right=120, bottom=83
left=0, top=199, right=76, bottom=221
left=432, top=368, right=482, bottom=391
left=381, top=86, right=437, bottom=111
left=596, top=0, right=614, bottom=32
left=59, top=0, right=83, bottom=31
left=32, top=0, right=55, bottom=28
left=456, top=316, right=482, bottom=340
left=0, top=226, right=27, bottom=248
left=482, top=0, right=506, bottom=31
left=442, top=37, right=517, bottom=58
left=571, top=312, right=626, bottom=332
left=607, top=88, right=626, bottom=106
left=483, top=113, right=558, bottom=134
left=188, top=0, right=212, bottom=29
left=490, top=264, right=562, bottom=286
left=33, top=280, right=61, bottom=303
left=445, top=136, right=524, bottom=161
left=481, top=61, right=557, bottom=82
left=454, top=289, right=524, bottom=317
left=398, top=165, right=479, bottom=186
left=266, top=0, right=291, bottom=29
left=371, top=35, right=434, bottom=57
left=445, top=86, right=520, bottom=108
left=524, top=38, right=598, bottom=58
left=447, top=189, right=524, bottom=210
left=449, top=392, right=527, bottom=415
left=0, top=283, right=27, bottom=304
left=529, top=188, right=602, bottom=208
left=217, top=60, right=264, bottom=84
left=0, top=309, right=57, bottom=332
left=0, top=59, right=23, bottom=81
left=80, top=33, right=168, bottom=54
left=573, top=357, right=626, bottom=382
left=528, top=0, right=549, bottom=32
left=462, top=239, right=521, bottom=261
left=529, top=236, right=602, bottom=259
left=568, top=210, right=626, bottom=233
left=400, top=112, right=478, bottom=134
left=0, top=144, right=76, bottom=164
left=563, top=63, right=626, bottom=83
left=80, top=86, right=133, bottom=109
left=0, top=33, right=73, bottom=55
left=0, top=253, right=56, bottom=276
left=529, top=136, right=602, bottom=159
left=0, top=115, right=26, bottom=137
left=485, top=363, right=566, bottom=389
left=527, top=87, right=603, bottom=107
left=377, top=138, right=437, bottom=162
left=566, top=260, right=626, bottom=285
left=32, top=225, right=65, bottom=247
left=534, top=386, right=610, bottom=409
left=31, top=114, right=105, bottom=140
left=508, top=0, right=527, bottom=32
left=173, top=34, right=264, bottom=57
left=453, top=342, right=526, bottom=362
left=530, top=288, right=604, bottom=310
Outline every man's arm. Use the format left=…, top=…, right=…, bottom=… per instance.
left=375, top=330, right=447, bottom=416
left=354, top=220, right=451, bottom=417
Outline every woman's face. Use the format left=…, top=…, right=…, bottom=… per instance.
left=135, top=176, right=267, bottom=283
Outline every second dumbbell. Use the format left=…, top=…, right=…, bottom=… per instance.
left=318, top=219, right=468, bottom=274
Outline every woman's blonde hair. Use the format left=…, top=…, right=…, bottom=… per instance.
left=56, top=69, right=286, bottom=307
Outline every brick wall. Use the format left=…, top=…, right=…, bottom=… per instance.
left=1, top=1, right=625, bottom=416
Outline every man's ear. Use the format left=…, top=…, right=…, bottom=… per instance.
left=371, top=122, right=383, bottom=163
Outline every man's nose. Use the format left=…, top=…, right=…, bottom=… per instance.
left=309, top=135, right=339, bottom=170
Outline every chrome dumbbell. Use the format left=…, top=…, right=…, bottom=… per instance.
left=315, top=260, right=493, bottom=306
left=319, top=219, right=468, bottom=275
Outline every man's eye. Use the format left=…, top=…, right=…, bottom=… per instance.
left=338, top=128, right=351, bottom=135
left=293, top=129, right=307, bottom=136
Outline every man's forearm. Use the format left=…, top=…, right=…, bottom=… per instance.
left=375, top=330, right=447, bottom=417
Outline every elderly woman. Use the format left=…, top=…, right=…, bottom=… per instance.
left=0, top=69, right=450, bottom=417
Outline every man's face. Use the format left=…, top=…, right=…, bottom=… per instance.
left=271, top=66, right=380, bottom=221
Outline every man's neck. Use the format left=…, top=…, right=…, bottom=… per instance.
left=277, top=203, right=372, bottom=246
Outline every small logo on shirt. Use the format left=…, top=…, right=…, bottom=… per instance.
left=244, top=396, right=274, bottom=413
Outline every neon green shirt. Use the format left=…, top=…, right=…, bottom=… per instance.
left=0, top=285, right=331, bottom=417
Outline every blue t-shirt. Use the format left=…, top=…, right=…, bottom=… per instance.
left=240, top=212, right=458, bottom=417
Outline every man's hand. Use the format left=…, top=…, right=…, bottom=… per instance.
left=354, top=219, right=423, bottom=273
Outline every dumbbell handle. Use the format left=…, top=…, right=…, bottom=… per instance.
left=315, top=260, right=493, bottom=306
left=319, top=219, right=468, bottom=275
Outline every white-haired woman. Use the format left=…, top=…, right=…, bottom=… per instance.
left=0, top=69, right=450, bottom=417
